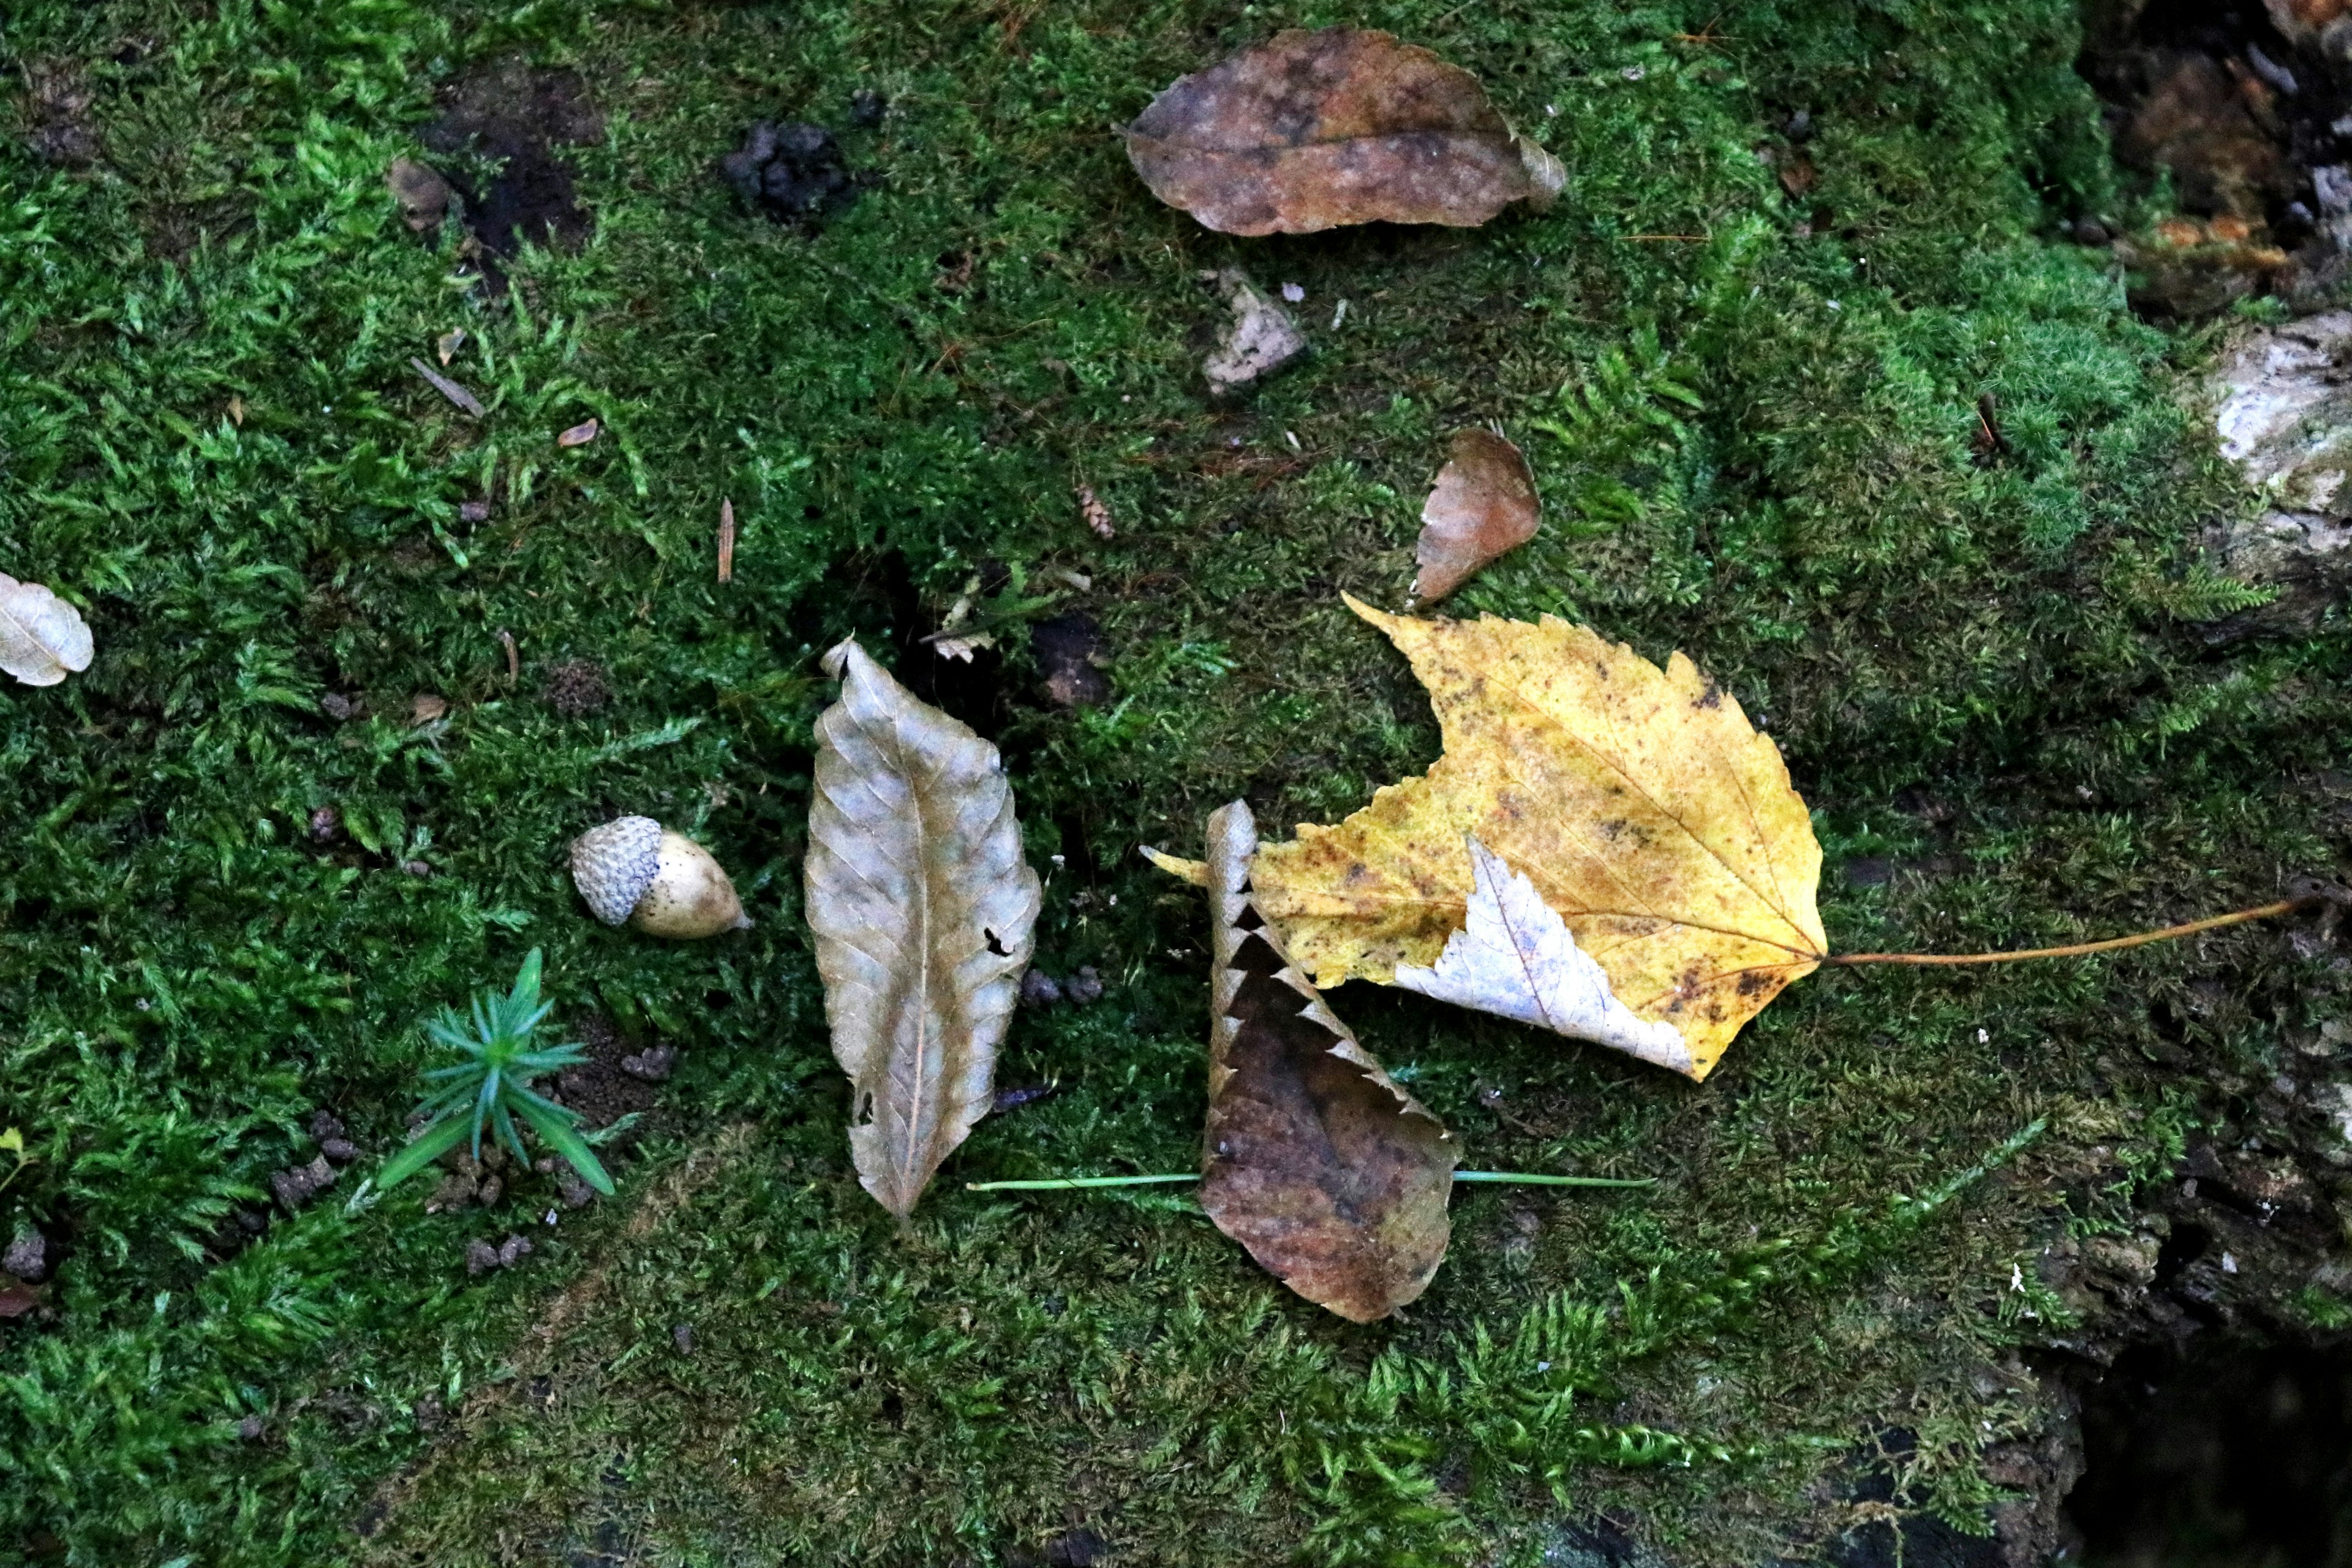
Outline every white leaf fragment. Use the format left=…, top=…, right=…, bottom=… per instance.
left=0, top=574, right=95, bottom=688
left=1393, top=837, right=1693, bottom=1071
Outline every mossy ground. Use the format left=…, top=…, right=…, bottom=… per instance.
left=4, top=1, right=2350, bottom=1564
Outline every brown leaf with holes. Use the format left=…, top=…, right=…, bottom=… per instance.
left=1412, top=428, right=1540, bottom=601
left=1125, top=29, right=1565, bottom=236
left=1183, top=799, right=1455, bottom=1322
left=805, top=639, right=1042, bottom=1216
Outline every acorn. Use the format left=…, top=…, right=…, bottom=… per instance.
left=570, top=816, right=750, bottom=938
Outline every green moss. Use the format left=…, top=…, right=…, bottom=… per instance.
left=2, top=0, right=2348, bottom=1564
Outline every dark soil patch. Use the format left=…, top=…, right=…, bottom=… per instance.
left=2068, top=1335, right=2352, bottom=1566
left=1031, top=613, right=1110, bottom=709
left=18, top=59, right=98, bottom=167
left=2079, top=0, right=2352, bottom=312
left=418, top=60, right=603, bottom=269
left=554, top=1012, right=662, bottom=1132
left=541, top=658, right=611, bottom=718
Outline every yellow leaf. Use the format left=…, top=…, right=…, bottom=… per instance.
left=0, top=1129, right=21, bottom=1156
left=1249, top=597, right=1826, bottom=1080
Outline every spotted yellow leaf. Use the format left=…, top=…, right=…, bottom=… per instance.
left=1248, top=597, right=1826, bottom=1080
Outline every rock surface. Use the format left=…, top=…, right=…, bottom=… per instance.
left=2209, top=311, right=2352, bottom=630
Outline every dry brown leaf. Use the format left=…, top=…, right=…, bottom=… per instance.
left=1189, top=799, right=1455, bottom=1322
left=0, top=575, right=94, bottom=688
left=805, top=639, right=1042, bottom=1217
left=1244, top=598, right=1825, bottom=1080
left=557, top=418, right=601, bottom=448
left=1412, top=428, right=1540, bottom=601
left=1126, top=29, right=1565, bottom=236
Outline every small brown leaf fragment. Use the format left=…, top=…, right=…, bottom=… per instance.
left=437, top=328, right=467, bottom=366
left=1196, top=800, right=1455, bottom=1322
left=717, top=498, right=736, bottom=584
left=227, top=396, right=246, bottom=426
left=805, top=640, right=1042, bottom=1217
left=557, top=418, right=601, bottom=448
left=1126, top=29, right=1564, bottom=236
left=0, top=1281, right=40, bottom=1319
left=1411, top=428, right=1540, bottom=601
left=410, top=357, right=486, bottom=418
left=1776, top=152, right=1817, bottom=198
left=411, top=693, right=448, bottom=725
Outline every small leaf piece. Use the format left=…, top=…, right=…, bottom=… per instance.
left=1126, top=29, right=1565, bottom=236
left=806, top=639, right=1042, bottom=1217
left=1412, top=429, right=1540, bottom=601
left=0, top=575, right=94, bottom=688
left=1396, top=838, right=1693, bottom=1072
left=1250, top=598, right=1826, bottom=1080
left=1198, top=799, right=1455, bottom=1322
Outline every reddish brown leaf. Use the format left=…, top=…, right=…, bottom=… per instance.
left=0, top=1282, right=40, bottom=1318
left=1126, top=29, right=1564, bottom=236
left=1189, top=799, right=1455, bottom=1322
left=1411, top=428, right=1540, bottom=601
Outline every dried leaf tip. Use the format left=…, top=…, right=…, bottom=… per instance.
left=807, top=639, right=1042, bottom=1217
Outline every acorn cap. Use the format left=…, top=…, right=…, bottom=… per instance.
left=571, top=815, right=663, bottom=925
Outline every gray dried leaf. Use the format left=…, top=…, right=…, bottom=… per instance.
left=805, top=639, right=1042, bottom=1216
left=0, top=575, right=94, bottom=688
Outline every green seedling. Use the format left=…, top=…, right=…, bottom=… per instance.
left=376, top=949, right=616, bottom=1197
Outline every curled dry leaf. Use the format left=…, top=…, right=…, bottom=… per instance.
left=1188, top=799, right=1455, bottom=1322
left=1248, top=598, right=1825, bottom=1080
left=805, top=639, right=1042, bottom=1217
left=557, top=418, right=601, bottom=448
left=1126, top=29, right=1565, bottom=236
left=0, top=575, right=94, bottom=688
left=1412, top=428, right=1540, bottom=601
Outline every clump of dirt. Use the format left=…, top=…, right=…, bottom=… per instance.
left=417, top=61, right=603, bottom=268
left=541, top=658, right=612, bottom=717
left=2080, top=0, right=2352, bottom=313
left=722, top=119, right=870, bottom=228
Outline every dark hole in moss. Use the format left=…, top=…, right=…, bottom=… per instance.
left=2068, top=1334, right=2352, bottom=1566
